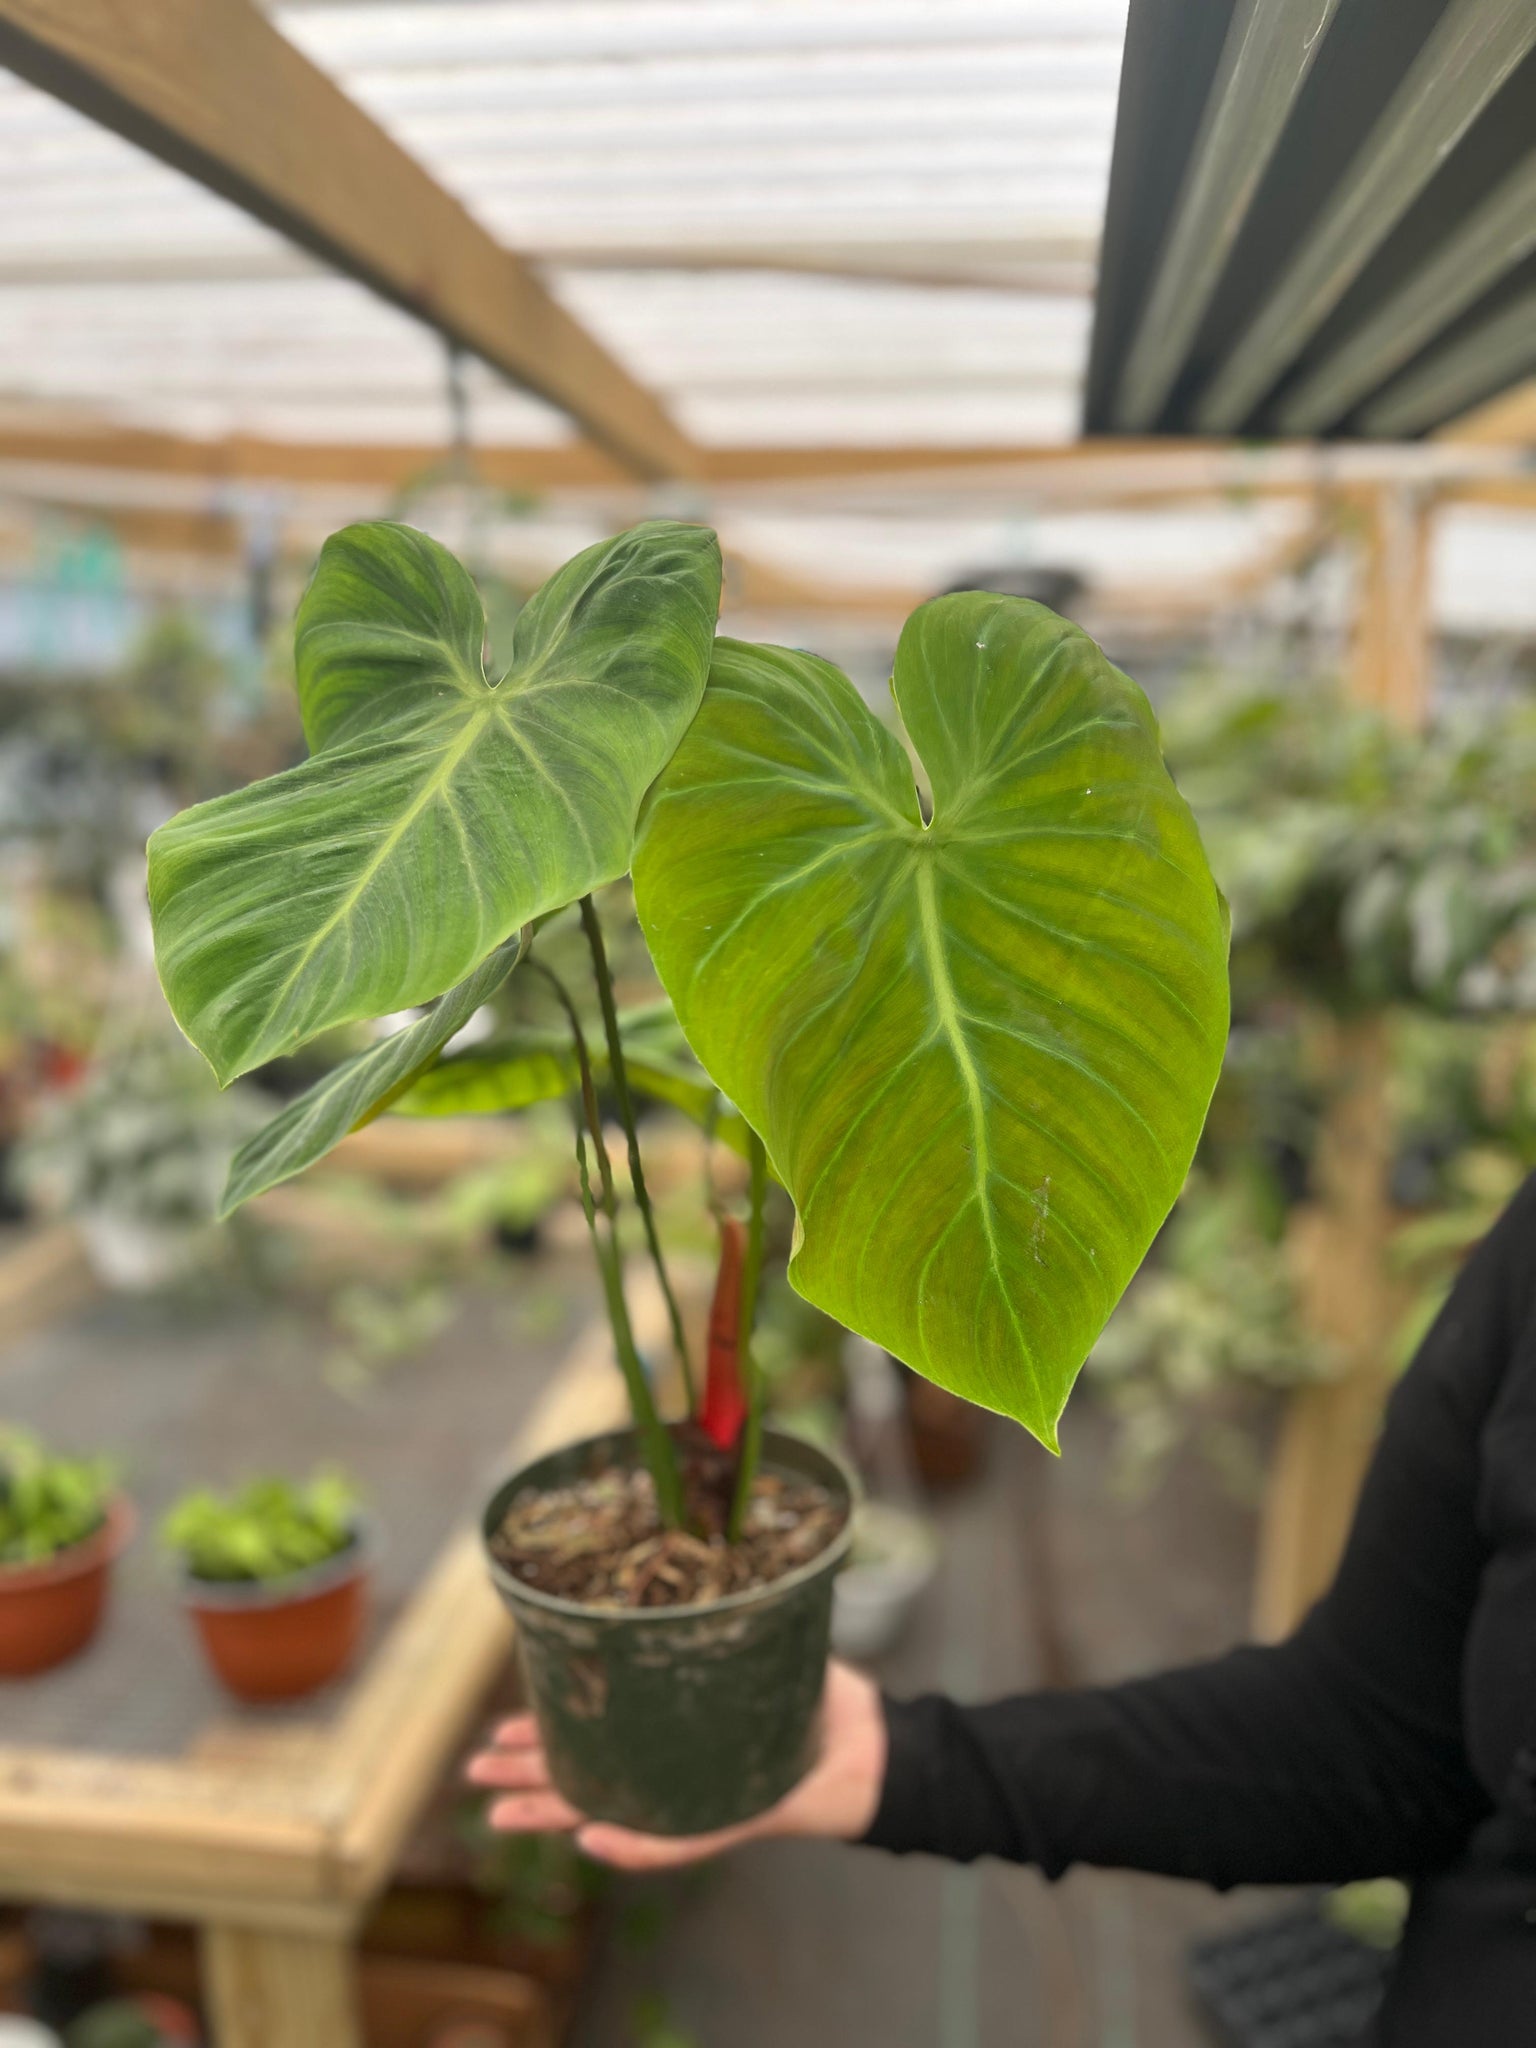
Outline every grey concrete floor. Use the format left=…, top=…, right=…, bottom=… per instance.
left=568, top=1402, right=1292, bottom=2048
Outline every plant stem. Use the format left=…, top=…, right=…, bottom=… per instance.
left=578, top=894, right=696, bottom=1411
left=727, top=1129, right=770, bottom=1542
left=531, top=959, right=684, bottom=1528
left=574, top=1124, right=685, bottom=1529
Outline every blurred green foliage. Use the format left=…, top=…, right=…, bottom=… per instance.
left=1163, top=668, right=1536, bottom=1012
left=1092, top=665, right=1536, bottom=1486
left=1089, top=1173, right=1329, bottom=1494
left=457, top=1801, right=604, bottom=1950
left=161, top=1468, right=360, bottom=1584
left=0, top=1424, right=114, bottom=1565
left=1387, top=1019, right=1536, bottom=1365
left=11, top=1014, right=266, bottom=1230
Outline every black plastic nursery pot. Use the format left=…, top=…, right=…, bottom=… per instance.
left=482, top=1427, right=855, bottom=1837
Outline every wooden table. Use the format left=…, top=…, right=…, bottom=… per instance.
left=0, top=1258, right=655, bottom=2047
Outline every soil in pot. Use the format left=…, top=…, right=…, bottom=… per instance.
left=0, top=1497, right=133, bottom=1678
left=184, top=1540, right=370, bottom=1703
left=489, top=1460, right=845, bottom=1609
left=483, top=1428, right=853, bottom=1837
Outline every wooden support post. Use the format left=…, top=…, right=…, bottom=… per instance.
left=201, top=1925, right=362, bottom=2048
left=1252, top=1018, right=1404, bottom=1637
left=1251, top=488, right=1436, bottom=1640
left=1348, top=485, right=1434, bottom=729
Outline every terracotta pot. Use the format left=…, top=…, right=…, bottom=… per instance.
left=182, top=1539, right=370, bottom=1703
left=0, top=1496, right=134, bottom=1677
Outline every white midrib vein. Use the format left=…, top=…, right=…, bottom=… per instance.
left=913, top=854, right=992, bottom=1243
left=912, top=852, right=1034, bottom=1385
left=262, top=698, right=498, bottom=1031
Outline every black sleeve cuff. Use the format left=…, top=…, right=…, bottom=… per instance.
left=857, top=1692, right=959, bottom=1856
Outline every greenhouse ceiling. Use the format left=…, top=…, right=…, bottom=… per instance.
left=0, top=0, right=1121, bottom=452
left=0, top=0, right=1532, bottom=627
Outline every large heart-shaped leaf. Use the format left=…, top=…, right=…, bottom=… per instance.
left=149, top=519, right=720, bottom=1083
left=219, top=930, right=527, bottom=1216
left=633, top=597, right=1229, bottom=1446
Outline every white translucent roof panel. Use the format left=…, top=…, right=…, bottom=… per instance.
left=2, top=1, right=1126, bottom=449
left=548, top=271, right=1092, bottom=444
left=276, top=0, right=1126, bottom=446
left=1434, top=510, right=1536, bottom=634
left=0, top=72, right=571, bottom=444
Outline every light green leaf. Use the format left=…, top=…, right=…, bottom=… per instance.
left=395, top=1018, right=763, bottom=1163
left=395, top=1029, right=576, bottom=1118
left=633, top=597, right=1230, bottom=1446
left=220, top=930, right=527, bottom=1215
left=149, top=518, right=721, bottom=1083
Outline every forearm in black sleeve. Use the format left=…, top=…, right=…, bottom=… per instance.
left=861, top=1174, right=1536, bottom=1883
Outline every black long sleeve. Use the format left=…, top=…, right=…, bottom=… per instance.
left=861, top=1172, right=1536, bottom=1886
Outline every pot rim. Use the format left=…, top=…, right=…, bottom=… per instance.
left=179, top=1520, right=374, bottom=1613
left=0, top=1494, right=135, bottom=1593
left=483, top=1425, right=857, bottom=1625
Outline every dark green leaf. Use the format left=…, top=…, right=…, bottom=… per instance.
left=150, top=519, right=720, bottom=1082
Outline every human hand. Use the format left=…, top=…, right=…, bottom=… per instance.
left=466, top=1658, right=888, bottom=1871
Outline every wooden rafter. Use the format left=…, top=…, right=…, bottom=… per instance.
left=0, top=241, right=1098, bottom=298
left=3, top=416, right=1536, bottom=505
left=0, top=0, right=698, bottom=482
left=1439, top=375, right=1536, bottom=446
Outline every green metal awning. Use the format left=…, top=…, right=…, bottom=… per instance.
left=1087, top=0, right=1536, bottom=439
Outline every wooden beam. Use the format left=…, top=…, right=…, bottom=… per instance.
left=1253, top=1018, right=1407, bottom=1639
left=2, top=419, right=1144, bottom=494
left=1115, top=0, right=1343, bottom=430
left=1251, top=492, right=1432, bottom=1640
left=0, top=422, right=1185, bottom=495
left=5, top=418, right=1536, bottom=515
left=0, top=417, right=632, bottom=492
left=0, top=0, right=697, bottom=483
left=0, top=237, right=1098, bottom=298
left=1195, top=0, right=1536, bottom=432
left=202, top=1926, right=362, bottom=2048
left=721, top=552, right=922, bottom=621
left=1438, top=374, right=1536, bottom=445
left=530, top=239, right=1098, bottom=298
left=1348, top=485, right=1435, bottom=729
left=18, top=499, right=246, bottom=560
left=5, top=416, right=1534, bottom=491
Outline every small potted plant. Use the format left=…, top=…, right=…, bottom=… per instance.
left=0, top=1426, right=131, bottom=1676
left=162, top=1469, right=369, bottom=1702
left=146, top=518, right=1228, bottom=1830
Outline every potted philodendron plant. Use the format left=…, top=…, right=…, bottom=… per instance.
left=145, top=517, right=1229, bottom=1832
left=0, top=1426, right=131, bottom=1676
left=162, top=1469, right=368, bottom=1702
